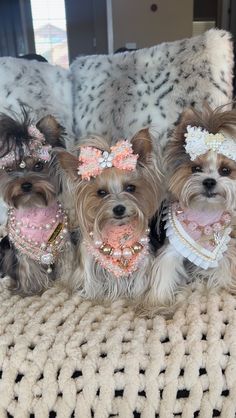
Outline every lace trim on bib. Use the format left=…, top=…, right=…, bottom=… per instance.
left=165, top=202, right=232, bottom=269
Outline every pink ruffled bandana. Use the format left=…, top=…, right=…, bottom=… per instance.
left=78, top=140, right=138, bottom=180
left=165, top=202, right=232, bottom=269
left=8, top=200, right=68, bottom=272
left=86, top=223, right=150, bottom=277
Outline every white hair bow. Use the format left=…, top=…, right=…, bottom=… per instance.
left=184, top=125, right=236, bottom=162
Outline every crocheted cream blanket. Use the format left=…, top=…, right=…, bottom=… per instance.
left=0, top=278, right=235, bottom=418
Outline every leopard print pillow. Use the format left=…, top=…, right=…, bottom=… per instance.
left=71, top=29, right=233, bottom=149
left=0, top=57, right=74, bottom=142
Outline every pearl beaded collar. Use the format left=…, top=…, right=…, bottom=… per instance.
left=8, top=200, right=68, bottom=273
left=86, top=223, right=150, bottom=277
left=165, top=202, right=232, bottom=269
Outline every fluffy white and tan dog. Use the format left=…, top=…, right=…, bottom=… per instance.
left=143, top=104, right=236, bottom=310
left=58, top=128, right=164, bottom=300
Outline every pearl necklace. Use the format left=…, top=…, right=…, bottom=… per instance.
left=86, top=225, right=150, bottom=277
left=8, top=200, right=68, bottom=273
left=165, top=202, right=232, bottom=269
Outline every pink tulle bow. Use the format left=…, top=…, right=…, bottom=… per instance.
left=78, top=140, right=138, bottom=180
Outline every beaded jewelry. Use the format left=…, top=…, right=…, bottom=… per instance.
left=86, top=223, right=150, bottom=277
left=8, top=200, right=68, bottom=273
left=165, top=202, right=232, bottom=269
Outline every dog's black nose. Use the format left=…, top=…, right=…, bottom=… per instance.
left=113, top=204, right=126, bottom=217
left=21, top=182, right=33, bottom=192
left=202, top=178, right=216, bottom=190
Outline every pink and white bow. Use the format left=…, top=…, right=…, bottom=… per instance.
left=0, top=125, right=52, bottom=169
left=78, top=140, right=138, bottom=180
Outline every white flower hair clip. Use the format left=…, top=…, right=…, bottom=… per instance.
left=184, top=125, right=236, bottom=162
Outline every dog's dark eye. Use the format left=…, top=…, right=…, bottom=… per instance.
left=33, top=162, right=44, bottom=172
left=125, top=184, right=136, bottom=193
left=219, top=166, right=231, bottom=176
left=97, top=189, right=108, bottom=197
left=191, top=165, right=203, bottom=173
left=5, top=167, right=13, bottom=173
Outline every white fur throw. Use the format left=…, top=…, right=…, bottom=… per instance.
left=71, top=29, right=233, bottom=148
left=0, top=279, right=236, bottom=418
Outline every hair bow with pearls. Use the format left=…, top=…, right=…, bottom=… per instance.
left=184, top=125, right=236, bottom=162
left=0, top=125, right=52, bottom=169
left=78, top=140, right=138, bottom=180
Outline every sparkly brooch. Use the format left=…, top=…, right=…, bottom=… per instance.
left=98, top=151, right=114, bottom=168
left=184, top=125, right=236, bottom=162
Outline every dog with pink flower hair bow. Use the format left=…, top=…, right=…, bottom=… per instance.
left=57, top=129, right=164, bottom=301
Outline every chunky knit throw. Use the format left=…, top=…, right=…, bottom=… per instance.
left=0, top=278, right=236, bottom=418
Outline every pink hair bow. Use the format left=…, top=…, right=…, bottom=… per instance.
left=78, top=140, right=138, bottom=180
left=28, top=125, right=52, bottom=162
left=0, top=125, right=52, bottom=169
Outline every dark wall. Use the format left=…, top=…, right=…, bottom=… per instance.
left=230, top=0, right=236, bottom=38
left=194, top=0, right=218, bottom=20
left=0, top=0, right=26, bottom=56
left=65, top=0, right=108, bottom=62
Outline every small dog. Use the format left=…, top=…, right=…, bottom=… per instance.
left=0, top=109, right=75, bottom=295
left=143, top=104, right=236, bottom=311
left=58, top=129, right=164, bottom=300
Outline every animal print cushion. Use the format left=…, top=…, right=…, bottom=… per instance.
left=0, top=57, right=74, bottom=141
left=71, top=29, right=233, bottom=148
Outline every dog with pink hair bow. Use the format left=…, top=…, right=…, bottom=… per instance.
left=0, top=108, right=76, bottom=296
left=57, top=129, right=164, bottom=301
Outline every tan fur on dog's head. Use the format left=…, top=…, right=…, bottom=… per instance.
left=58, top=129, right=163, bottom=240
left=165, top=104, right=236, bottom=211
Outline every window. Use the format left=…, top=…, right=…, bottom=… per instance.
left=30, top=0, right=69, bottom=68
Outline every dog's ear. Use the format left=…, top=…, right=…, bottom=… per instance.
left=179, top=108, right=196, bottom=124
left=56, top=150, right=79, bottom=181
left=175, top=108, right=197, bottom=144
left=130, top=128, right=153, bottom=164
left=36, top=115, right=65, bottom=147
